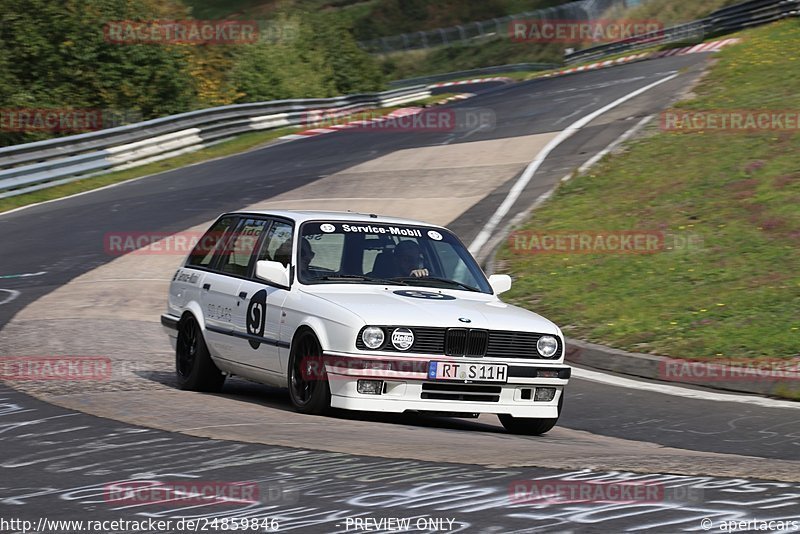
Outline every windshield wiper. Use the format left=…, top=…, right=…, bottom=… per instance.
left=312, top=274, right=409, bottom=285
left=391, top=277, right=482, bottom=292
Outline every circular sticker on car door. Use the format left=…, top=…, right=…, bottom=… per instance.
left=246, top=289, right=267, bottom=349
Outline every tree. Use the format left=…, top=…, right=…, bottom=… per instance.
left=0, top=0, right=196, bottom=145
left=309, top=13, right=384, bottom=95
left=230, top=11, right=383, bottom=103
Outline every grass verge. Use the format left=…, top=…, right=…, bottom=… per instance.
left=497, top=19, right=800, bottom=361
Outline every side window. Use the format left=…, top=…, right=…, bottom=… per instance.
left=430, top=240, right=478, bottom=286
left=186, top=216, right=237, bottom=268
left=257, top=220, right=294, bottom=267
left=218, top=218, right=268, bottom=277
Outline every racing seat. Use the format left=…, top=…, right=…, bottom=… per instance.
left=368, top=251, right=397, bottom=278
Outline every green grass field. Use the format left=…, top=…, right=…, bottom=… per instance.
left=497, top=20, right=800, bottom=361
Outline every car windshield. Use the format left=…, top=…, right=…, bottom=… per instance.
left=298, top=221, right=493, bottom=294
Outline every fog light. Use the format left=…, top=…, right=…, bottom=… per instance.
left=357, top=379, right=383, bottom=395
left=534, top=387, right=556, bottom=402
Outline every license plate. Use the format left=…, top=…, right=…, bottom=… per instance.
left=428, top=361, right=508, bottom=383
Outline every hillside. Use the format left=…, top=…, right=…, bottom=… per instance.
left=182, top=0, right=576, bottom=39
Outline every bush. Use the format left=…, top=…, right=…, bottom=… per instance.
left=230, top=11, right=383, bottom=102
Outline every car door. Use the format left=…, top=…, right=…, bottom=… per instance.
left=203, top=216, right=271, bottom=367
left=233, top=218, right=294, bottom=373
left=186, top=215, right=240, bottom=357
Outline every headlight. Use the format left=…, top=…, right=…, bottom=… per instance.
left=361, top=327, right=385, bottom=349
left=537, top=335, right=559, bottom=358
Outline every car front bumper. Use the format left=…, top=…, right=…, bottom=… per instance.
left=323, top=350, right=569, bottom=418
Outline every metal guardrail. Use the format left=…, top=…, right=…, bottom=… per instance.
left=565, top=0, right=799, bottom=63
left=0, top=86, right=430, bottom=199
left=387, top=63, right=559, bottom=88
left=708, top=0, right=800, bottom=33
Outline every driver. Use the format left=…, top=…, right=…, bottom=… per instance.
left=394, top=240, right=428, bottom=278
left=299, top=238, right=315, bottom=276
left=274, top=238, right=314, bottom=278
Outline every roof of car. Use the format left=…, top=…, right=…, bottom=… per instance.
left=228, top=210, right=446, bottom=228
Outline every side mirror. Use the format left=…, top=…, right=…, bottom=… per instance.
left=488, top=274, right=512, bottom=295
left=255, top=260, right=290, bottom=287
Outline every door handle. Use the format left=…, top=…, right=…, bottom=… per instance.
left=238, top=291, right=248, bottom=300
left=202, top=283, right=211, bottom=291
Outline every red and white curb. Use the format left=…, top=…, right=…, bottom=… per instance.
left=545, top=38, right=741, bottom=78
left=279, top=107, right=426, bottom=141
left=432, top=93, right=475, bottom=105
left=545, top=53, right=651, bottom=77
left=278, top=91, right=483, bottom=141
left=653, top=38, right=741, bottom=57
left=428, top=77, right=513, bottom=88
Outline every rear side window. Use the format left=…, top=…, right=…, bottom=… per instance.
left=218, top=218, right=268, bottom=277
left=186, top=216, right=237, bottom=268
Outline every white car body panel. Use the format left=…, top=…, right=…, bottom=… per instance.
left=163, top=210, right=570, bottom=420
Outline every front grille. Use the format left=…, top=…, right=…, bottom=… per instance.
left=357, top=326, right=560, bottom=359
left=412, top=327, right=446, bottom=353
left=486, top=331, right=562, bottom=360
left=445, top=329, right=488, bottom=357
left=421, top=382, right=501, bottom=403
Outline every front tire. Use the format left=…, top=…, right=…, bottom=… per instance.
left=499, top=393, right=563, bottom=435
left=287, top=331, right=331, bottom=415
left=175, top=315, right=225, bottom=392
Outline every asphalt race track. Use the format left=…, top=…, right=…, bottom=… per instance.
left=1, top=53, right=798, bottom=533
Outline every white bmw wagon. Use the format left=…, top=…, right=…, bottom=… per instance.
left=162, top=210, right=570, bottom=435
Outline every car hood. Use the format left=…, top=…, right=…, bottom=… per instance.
left=299, top=284, right=559, bottom=334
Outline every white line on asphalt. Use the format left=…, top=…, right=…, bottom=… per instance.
left=468, top=72, right=679, bottom=255
left=480, top=112, right=662, bottom=268
left=0, top=271, right=46, bottom=280
left=572, top=367, right=800, bottom=410
left=554, top=97, right=599, bottom=126
left=0, top=289, right=21, bottom=306
left=576, top=114, right=655, bottom=175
